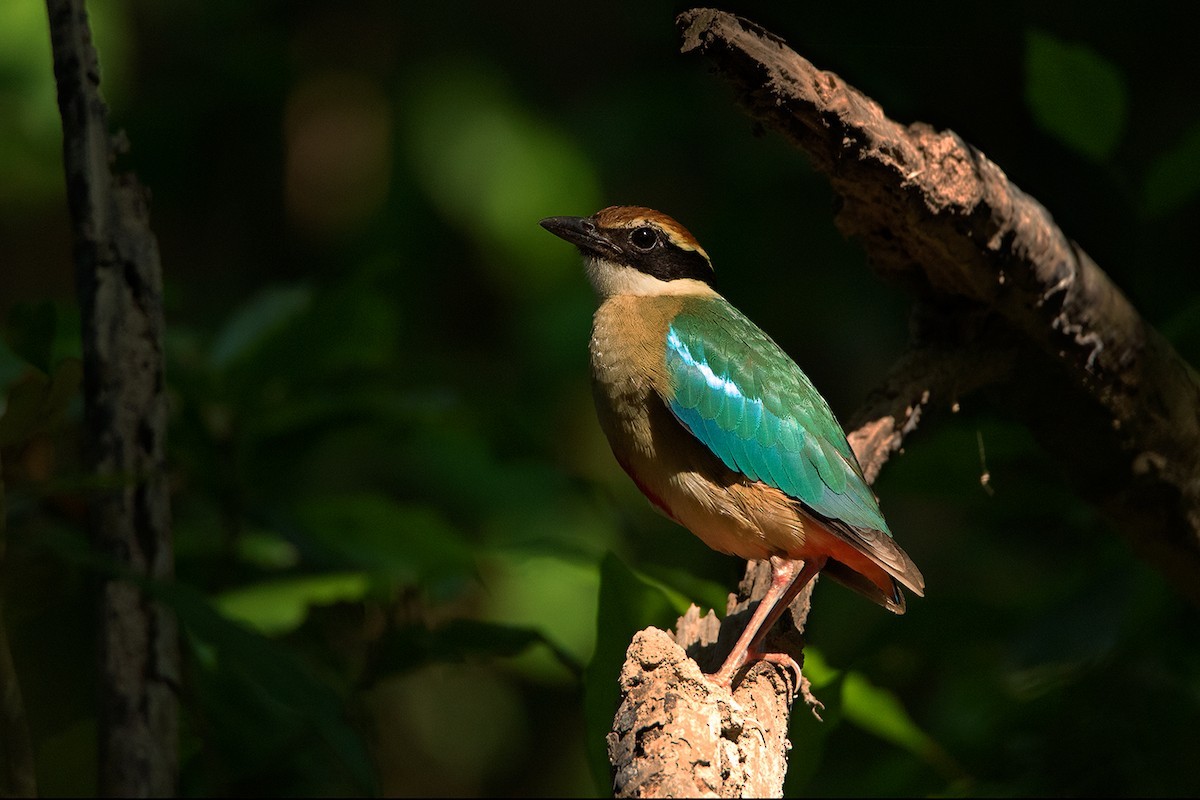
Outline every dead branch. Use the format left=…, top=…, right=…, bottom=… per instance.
left=46, top=0, right=178, bottom=794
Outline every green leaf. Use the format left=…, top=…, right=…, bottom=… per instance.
left=365, top=618, right=582, bottom=683
left=842, top=671, right=966, bottom=783
left=478, top=549, right=600, bottom=677
left=210, top=284, right=312, bottom=368
left=402, top=63, right=602, bottom=296
left=638, top=563, right=730, bottom=618
left=582, top=553, right=681, bottom=793
left=800, top=645, right=840, bottom=689
left=294, top=494, right=474, bottom=589
left=1025, top=29, right=1127, bottom=161
left=233, top=529, right=301, bottom=570
left=23, top=529, right=378, bottom=794
left=1142, top=122, right=1200, bottom=219
left=214, top=572, right=371, bottom=635
left=157, top=580, right=378, bottom=794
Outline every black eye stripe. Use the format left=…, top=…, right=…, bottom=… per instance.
left=622, top=232, right=713, bottom=286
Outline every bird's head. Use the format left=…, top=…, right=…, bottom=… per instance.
left=540, top=206, right=715, bottom=299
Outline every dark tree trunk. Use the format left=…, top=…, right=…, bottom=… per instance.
left=45, top=1, right=178, bottom=794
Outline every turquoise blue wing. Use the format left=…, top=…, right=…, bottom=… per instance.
left=664, top=297, right=890, bottom=535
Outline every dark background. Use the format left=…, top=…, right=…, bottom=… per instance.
left=2, top=0, right=1199, bottom=795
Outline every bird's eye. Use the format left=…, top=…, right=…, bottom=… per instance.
left=630, top=227, right=659, bottom=251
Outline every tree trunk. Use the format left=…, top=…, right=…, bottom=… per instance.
left=46, top=1, right=178, bottom=794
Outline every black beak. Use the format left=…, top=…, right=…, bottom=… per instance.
left=539, top=216, right=621, bottom=256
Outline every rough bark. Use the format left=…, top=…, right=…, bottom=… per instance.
left=46, top=0, right=178, bottom=795
left=609, top=8, right=1200, bottom=797
left=607, top=573, right=811, bottom=797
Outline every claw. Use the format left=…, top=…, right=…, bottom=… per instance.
left=749, top=650, right=824, bottom=720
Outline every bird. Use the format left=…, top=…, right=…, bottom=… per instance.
left=540, top=206, right=924, bottom=688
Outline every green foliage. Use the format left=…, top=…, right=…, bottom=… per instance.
left=0, top=0, right=130, bottom=210
left=1025, top=29, right=1127, bottom=161
left=401, top=63, right=603, bottom=298
left=215, top=573, right=372, bottom=635
left=161, top=580, right=380, bottom=795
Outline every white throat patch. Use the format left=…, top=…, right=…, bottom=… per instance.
left=584, top=256, right=716, bottom=300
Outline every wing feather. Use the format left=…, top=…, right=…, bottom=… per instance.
left=663, top=298, right=890, bottom=538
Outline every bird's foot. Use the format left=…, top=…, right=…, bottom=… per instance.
left=709, top=657, right=742, bottom=691
left=744, top=650, right=825, bottom=720
left=706, top=649, right=823, bottom=719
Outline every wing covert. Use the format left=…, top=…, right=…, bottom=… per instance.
left=663, top=299, right=890, bottom=536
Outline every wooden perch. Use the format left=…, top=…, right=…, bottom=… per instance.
left=46, top=0, right=178, bottom=794
left=608, top=8, right=1200, bottom=797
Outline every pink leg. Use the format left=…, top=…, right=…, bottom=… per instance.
left=712, top=555, right=825, bottom=687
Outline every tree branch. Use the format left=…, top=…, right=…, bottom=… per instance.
left=46, top=0, right=178, bottom=794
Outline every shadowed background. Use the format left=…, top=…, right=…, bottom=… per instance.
left=2, top=0, right=1198, bottom=795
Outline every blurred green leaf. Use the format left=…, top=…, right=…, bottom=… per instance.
left=479, top=549, right=600, bottom=676
left=0, top=0, right=131, bottom=209
left=294, top=494, right=473, bottom=589
left=158, top=580, right=378, bottom=794
left=1142, top=121, right=1200, bottom=219
left=209, top=278, right=401, bottom=411
left=23, top=525, right=377, bottom=793
left=234, top=529, right=301, bottom=570
left=402, top=63, right=602, bottom=297
left=842, top=671, right=965, bottom=783
left=0, top=3, right=64, bottom=207
left=214, top=572, right=371, bottom=635
left=842, top=672, right=931, bottom=755
left=801, top=646, right=840, bottom=690
left=638, top=562, right=730, bottom=617
left=365, top=618, right=582, bottom=683
left=1025, top=29, right=1126, bottom=161
left=210, top=284, right=312, bottom=369
left=583, top=552, right=680, bottom=793
left=251, top=387, right=454, bottom=443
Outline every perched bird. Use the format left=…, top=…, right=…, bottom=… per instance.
left=540, top=206, right=924, bottom=687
